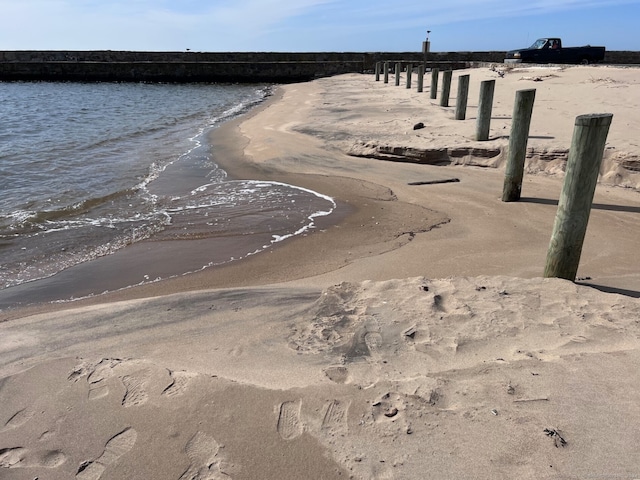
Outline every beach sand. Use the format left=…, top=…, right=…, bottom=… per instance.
left=2, top=65, right=640, bottom=479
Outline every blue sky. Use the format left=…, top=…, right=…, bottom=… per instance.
left=1, top=0, right=639, bottom=52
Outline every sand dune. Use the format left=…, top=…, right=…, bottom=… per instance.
left=2, top=277, right=640, bottom=479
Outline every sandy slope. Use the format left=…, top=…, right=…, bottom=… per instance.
left=2, top=277, right=640, bottom=479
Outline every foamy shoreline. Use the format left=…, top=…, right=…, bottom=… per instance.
left=0, top=88, right=335, bottom=313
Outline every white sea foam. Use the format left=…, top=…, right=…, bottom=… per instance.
left=0, top=83, right=336, bottom=305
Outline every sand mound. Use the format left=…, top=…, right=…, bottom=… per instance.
left=2, top=276, right=640, bottom=479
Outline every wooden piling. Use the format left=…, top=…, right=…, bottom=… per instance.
left=395, top=63, right=401, bottom=86
left=475, top=80, right=495, bottom=141
left=430, top=68, right=439, bottom=100
left=502, top=89, right=536, bottom=202
left=384, top=62, right=389, bottom=84
left=417, top=65, right=425, bottom=92
left=406, top=64, right=413, bottom=89
left=440, top=70, right=452, bottom=107
left=375, top=62, right=380, bottom=81
left=543, top=113, right=613, bottom=281
left=454, top=74, right=470, bottom=120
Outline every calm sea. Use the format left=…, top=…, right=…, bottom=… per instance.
left=0, top=81, right=334, bottom=304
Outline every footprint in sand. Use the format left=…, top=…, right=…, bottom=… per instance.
left=0, top=447, right=67, bottom=469
left=87, top=359, right=122, bottom=400
left=179, top=431, right=231, bottom=480
left=321, top=400, right=350, bottom=435
left=75, top=427, right=137, bottom=480
left=120, top=370, right=150, bottom=407
left=432, top=293, right=447, bottom=312
left=277, top=400, right=303, bottom=440
left=162, top=370, right=196, bottom=397
left=69, top=358, right=123, bottom=400
left=88, top=384, right=110, bottom=400
left=324, top=366, right=350, bottom=384
left=364, top=331, right=383, bottom=357
left=87, top=359, right=122, bottom=384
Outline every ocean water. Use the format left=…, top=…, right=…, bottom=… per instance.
left=0, top=81, right=335, bottom=301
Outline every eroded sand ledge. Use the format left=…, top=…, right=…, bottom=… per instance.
left=2, top=67, right=640, bottom=479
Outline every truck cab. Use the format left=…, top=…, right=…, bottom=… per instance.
left=505, top=38, right=605, bottom=64
left=532, top=38, right=562, bottom=50
left=511, top=38, right=563, bottom=63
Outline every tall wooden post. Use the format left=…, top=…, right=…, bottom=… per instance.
left=440, top=70, right=452, bottom=107
left=502, top=89, right=536, bottom=202
left=543, top=114, right=613, bottom=281
left=395, top=63, right=401, bottom=86
left=406, top=64, right=413, bottom=89
left=375, top=62, right=381, bottom=81
left=430, top=68, right=439, bottom=100
left=454, top=74, right=470, bottom=120
left=384, top=62, right=389, bottom=84
left=475, top=80, right=495, bottom=141
left=417, top=65, right=425, bottom=93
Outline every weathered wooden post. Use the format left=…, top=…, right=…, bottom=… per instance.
left=375, top=62, right=381, bottom=81
left=395, top=63, right=401, bottom=86
left=384, top=62, right=389, bottom=84
left=440, top=70, right=452, bottom=107
left=543, top=113, right=613, bottom=281
left=417, top=65, right=425, bottom=93
left=475, top=79, right=496, bottom=141
left=454, top=74, right=470, bottom=120
left=502, top=89, right=536, bottom=202
left=406, top=64, right=413, bottom=89
left=430, top=68, right=439, bottom=99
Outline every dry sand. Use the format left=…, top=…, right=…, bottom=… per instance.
left=2, top=66, right=640, bottom=479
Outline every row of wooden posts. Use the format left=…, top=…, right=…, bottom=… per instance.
left=374, top=61, right=614, bottom=283
left=375, top=62, right=505, bottom=142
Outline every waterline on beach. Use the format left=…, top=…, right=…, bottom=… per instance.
left=0, top=82, right=336, bottom=309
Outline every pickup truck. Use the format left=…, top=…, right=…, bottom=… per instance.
left=504, top=38, right=605, bottom=64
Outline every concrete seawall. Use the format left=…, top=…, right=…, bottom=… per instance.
left=1, top=50, right=638, bottom=83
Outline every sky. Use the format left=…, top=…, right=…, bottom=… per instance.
left=1, top=0, right=640, bottom=53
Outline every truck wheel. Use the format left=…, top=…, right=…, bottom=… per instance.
left=580, top=57, right=590, bottom=65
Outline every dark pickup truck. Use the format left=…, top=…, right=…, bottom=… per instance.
left=504, top=38, right=605, bottom=64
